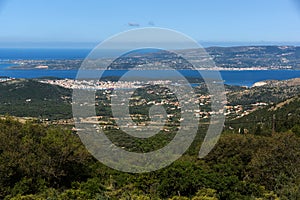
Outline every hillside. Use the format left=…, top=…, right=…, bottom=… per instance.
left=0, top=79, right=72, bottom=120
left=107, top=46, right=300, bottom=70
left=1, top=114, right=300, bottom=199
left=0, top=78, right=300, bottom=198
left=206, top=45, right=300, bottom=69
left=226, top=94, right=300, bottom=135
left=227, top=78, right=300, bottom=105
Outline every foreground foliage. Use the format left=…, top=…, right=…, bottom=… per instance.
left=0, top=117, right=299, bottom=199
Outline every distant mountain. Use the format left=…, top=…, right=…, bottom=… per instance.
left=206, top=46, right=300, bottom=69
left=108, top=46, right=300, bottom=70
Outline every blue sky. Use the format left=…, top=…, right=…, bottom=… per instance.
left=0, top=0, right=300, bottom=47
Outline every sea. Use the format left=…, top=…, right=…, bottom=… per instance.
left=1, top=48, right=300, bottom=87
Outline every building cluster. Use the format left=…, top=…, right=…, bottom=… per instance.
left=49, top=79, right=227, bottom=130
left=0, top=77, right=14, bottom=83
left=39, top=79, right=172, bottom=90
left=39, top=78, right=265, bottom=129
left=225, top=102, right=268, bottom=119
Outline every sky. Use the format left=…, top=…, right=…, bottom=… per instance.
left=0, top=0, right=300, bottom=47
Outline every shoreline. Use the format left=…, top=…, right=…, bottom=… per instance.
left=1, top=67, right=300, bottom=87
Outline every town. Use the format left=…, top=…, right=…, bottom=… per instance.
left=39, top=78, right=267, bottom=129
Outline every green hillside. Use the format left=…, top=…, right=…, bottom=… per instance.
left=0, top=79, right=300, bottom=199
left=0, top=79, right=72, bottom=120
left=1, top=116, right=298, bottom=199
left=226, top=94, right=300, bottom=135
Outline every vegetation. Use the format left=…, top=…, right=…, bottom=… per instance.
left=227, top=80, right=300, bottom=106
left=2, top=79, right=300, bottom=199
left=0, top=114, right=300, bottom=199
left=226, top=95, right=300, bottom=134
left=0, top=80, right=72, bottom=120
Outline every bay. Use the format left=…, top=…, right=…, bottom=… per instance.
left=0, top=67, right=300, bottom=87
left=1, top=48, right=300, bottom=87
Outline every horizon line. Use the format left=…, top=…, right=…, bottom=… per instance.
left=1, top=41, right=300, bottom=49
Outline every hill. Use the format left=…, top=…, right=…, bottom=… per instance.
left=0, top=79, right=72, bottom=120
left=107, top=46, right=300, bottom=70
left=226, top=93, right=300, bottom=135
left=227, top=77, right=300, bottom=106
left=206, top=45, right=300, bottom=69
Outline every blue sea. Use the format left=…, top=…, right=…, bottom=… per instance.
left=0, top=48, right=90, bottom=59
left=1, top=48, right=300, bottom=87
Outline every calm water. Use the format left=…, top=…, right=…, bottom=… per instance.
left=1, top=65, right=300, bottom=87
left=0, top=48, right=90, bottom=60
left=1, top=48, right=300, bottom=87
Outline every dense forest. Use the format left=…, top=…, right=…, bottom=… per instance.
left=1, top=114, right=300, bottom=199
